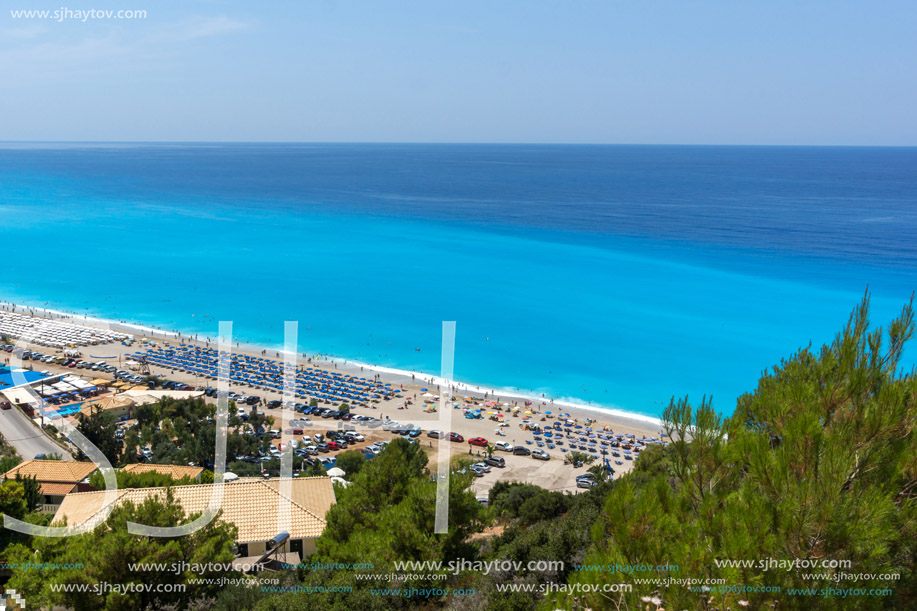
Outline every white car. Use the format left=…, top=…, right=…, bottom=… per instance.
left=531, top=449, right=550, bottom=460
left=494, top=441, right=514, bottom=452
left=365, top=446, right=381, bottom=455
left=344, top=432, right=364, bottom=442
left=473, top=462, right=491, bottom=473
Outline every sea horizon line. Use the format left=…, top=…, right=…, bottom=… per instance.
left=1, top=140, right=915, bottom=148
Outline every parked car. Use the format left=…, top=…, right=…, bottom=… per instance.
left=468, top=437, right=488, bottom=447
left=344, top=432, right=364, bottom=442
left=494, top=441, right=513, bottom=452
left=531, top=449, right=550, bottom=460
left=448, top=432, right=464, bottom=443
left=326, top=441, right=341, bottom=451
left=484, top=456, right=505, bottom=468
left=577, top=479, right=598, bottom=489
left=472, top=462, right=491, bottom=473
left=427, top=430, right=444, bottom=439
left=513, top=446, right=531, bottom=456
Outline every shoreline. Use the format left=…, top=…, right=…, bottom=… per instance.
left=0, top=298, right=664, bottom=434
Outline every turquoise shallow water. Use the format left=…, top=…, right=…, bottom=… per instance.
left=1, top=143, right=915, bottom=418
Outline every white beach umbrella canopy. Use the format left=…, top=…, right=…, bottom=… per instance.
left=327, top=467, right=346, bottom=478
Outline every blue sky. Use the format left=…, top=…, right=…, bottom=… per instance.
left=1, top=0, right=915, bottom=144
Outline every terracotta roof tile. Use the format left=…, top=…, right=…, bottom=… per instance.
left=39, top=482, right=78, bottom=496
left=3, top=460, right=98, bottom=483
left=52, top=477, right=335, bottom=543
left=120, top=463, right=204, bottom=480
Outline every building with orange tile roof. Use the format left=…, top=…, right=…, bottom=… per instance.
left=2, top=459, right=99, bottom=513
left=52, top=477, right=336, bottom=560
left=120, top=463, right=204, bottom=481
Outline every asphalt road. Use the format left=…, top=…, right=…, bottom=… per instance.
left=0, top=406, right=72, bottom=461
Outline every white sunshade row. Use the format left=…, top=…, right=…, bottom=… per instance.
left=0, top=312, right=130, bottom=348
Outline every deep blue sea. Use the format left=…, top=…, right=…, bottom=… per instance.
left=1, top=143, right=915, bottom=418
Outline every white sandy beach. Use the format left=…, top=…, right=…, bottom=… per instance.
left=0, top=302, right=665, bottom=487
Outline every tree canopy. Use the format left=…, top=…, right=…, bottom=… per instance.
left=4, top=489, right=238, bottom=611
left=565, top=294, right=917, bottom=610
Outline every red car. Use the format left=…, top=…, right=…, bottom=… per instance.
left=326, top=441, right=341, bottom=451
left=468, top=437, right=488, bottom=447
left=448, top=432, right=464, bottom=443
